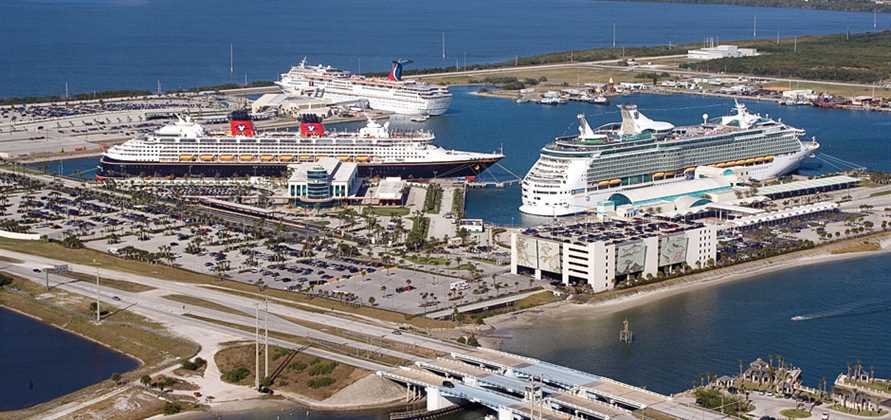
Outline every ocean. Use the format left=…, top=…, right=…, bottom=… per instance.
left=3, top=0, right=890, bottom=98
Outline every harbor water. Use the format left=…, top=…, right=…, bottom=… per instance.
left=495, top=253, right=891, bottom=395
left=0, top=307, right=139, bottom=411
left=4, top=0, right=891, bottom=97
left=29, top=88, right=891, bottom=225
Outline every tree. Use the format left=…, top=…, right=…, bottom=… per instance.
left=140, top=374, right=152, bottom=387
left=61, top=232, right=84, bottom=249
left=111, top=372, right=122, bottom=384
left=368, top=296, right=376, bottom=306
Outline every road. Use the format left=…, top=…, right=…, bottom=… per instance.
left=2, top=249, right=471, bottom=360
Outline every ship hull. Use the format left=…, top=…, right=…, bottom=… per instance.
left=97, top=156, right=500, bottom=180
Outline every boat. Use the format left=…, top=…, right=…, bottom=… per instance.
left=276, top=58, right=452, bottom=116
left=199, top=154, right=215, bottom=162
left=516, top=97, right=530, bottom=104
left=519, top=102, right=820, bottom=216
left=592, top=95, right=609, bottom=105
left=410, top=114, right=430, bottom=123
left=97, top=112, right=503, bottom=180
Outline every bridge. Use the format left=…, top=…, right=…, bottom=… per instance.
left=379, top=347, right=727, bottom=420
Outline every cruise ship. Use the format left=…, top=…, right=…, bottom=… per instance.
left=276, top=59, right=452, bottom=116
left=96, top=112, right=502, bottom=180
left=520, top=102, right=820, bottom=216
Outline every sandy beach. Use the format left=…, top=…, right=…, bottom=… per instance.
left=481, top=233, right=891, bottom=342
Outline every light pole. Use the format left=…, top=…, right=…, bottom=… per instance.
left=264, top=298, right=269, bottom=379
left=93, top=259, right=101, bottom=323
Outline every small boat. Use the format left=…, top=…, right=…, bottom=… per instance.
left=299, top=155, right=313, bottom=162
left=516, top=98, right=530, bottom=104
left=279, top=154, right=294, bottom=162
left=260, top=154, right=276, bottom=162
left=219, top=154, right=235, bottom=162
left=239, top=154, right=256, bottom=162
left=179, top=154, right=194, bottom=161
left=355, top=156, right=370, bottom=162
left=337, top=155, right=351, bottom=162
left=410, top=114, right=430, bottom=122
left=199, top=154, right=215, bottom=162
left=592, top=95, right=609, bottom=105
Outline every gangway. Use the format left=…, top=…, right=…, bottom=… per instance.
left=465, top=163, right=522, bottom=188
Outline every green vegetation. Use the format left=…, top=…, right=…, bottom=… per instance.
left=780, top=408, right=812, bottom=418
left=683, top=32, right=891, bottom=84
left=308, top=359, right=339, bottom=376
left=363, top=206, right=410, bottom=217
left=162, top=294, right=249, bottom=316
left=307, top=376, right=336, bottom=388
left=424, top=185, right=443, bottom=213
left=615, top=0, right=891, bottom=13
left=451, top=188, right=465, bottom=218
left=831, top=403, right=887, bottom=417
left=288, top=361, right=308, bottom=372
left=870, top=190, right=891, bottom=198
left=693, top=388, right=753, bottom=417
left=222, top=367, right=250, bottom=383
left=0, top=272, right=13, bottom=287
left=404, top=254, right=449, bottom=265
left=0, top=90, right=152, bottom=106
left=179, top=357, right=207, bottom=371
left=405, top=216, right=430, bottom=250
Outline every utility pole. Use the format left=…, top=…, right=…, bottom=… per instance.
left=753, top=15, right=757, bottom=38
left=95, top=266, right=101, bottom=323
left=65, top=81, right=69, bottom=100
left=229, top=43, right=234, bottom=74
left=254, top=303, right=260, bottom=390
left=264, top=298, right=269, bottom=379
left=441, top=32, right=446, bottom=60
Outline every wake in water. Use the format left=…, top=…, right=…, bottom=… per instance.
left=791, top=299, right=891, bottom=321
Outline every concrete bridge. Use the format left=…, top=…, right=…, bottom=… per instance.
left=379, top=347, right=727, bottom=420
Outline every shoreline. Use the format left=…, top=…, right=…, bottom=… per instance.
left=481, top=233, right=891, bottom=341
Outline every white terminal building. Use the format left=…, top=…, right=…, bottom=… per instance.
left=511, top=218, right=716, bottom=292
left=687, top=45, right=759, bottom=60
left=287, top=157, right=360, bottom=206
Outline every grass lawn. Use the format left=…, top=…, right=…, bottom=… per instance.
left=215, top=343, right=368, bottom=401
left=162, top=294, right=249, bottom=316
left=364, top=206, right=410, bottom=217
left=831, top=404, right=887, bottom=417
left=63, top=271, right=156, bottom=293
left=404, top=254, right=450, bottom=266
left=830, top=241, right=881, bottom=254
left=779, top=408, right=812, bottom=418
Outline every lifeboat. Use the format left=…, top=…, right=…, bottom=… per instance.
left=744, top=158, right=757, bottom=165
left=299, top=155, right=313, bottom=162
left=219, top=154, right=235, bottom=162
left=337, top=155, right=351, bottom=162
left=684, top=167, right=696, bottom=173
left=239, top=154, right=256, bottom=162
left=199, top=154, right=215, bottom=162
left=715, top=162, right=728, bottom=168
left=663, top=172, right=674, bottom=178
left=355, top=156, right=370, bottom=162
left=260, top=155, right=276, bottom=162
left=754, top=156, right=767, bottom=163
left=598, top=180, right=611, bottom=188
left=765, top=156, right=775, bottom=162
left=179, top=154, right=194, bottom=161
left=279, top=154, right=294, bottom=162
left=609, top=179, right=622, bottom=186
left=652, top=172, right=664, bottom=179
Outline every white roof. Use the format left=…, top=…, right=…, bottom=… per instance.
left=722, top=202, right=838, bottom=230
left=756, top=175, right=860, bottom=196
left=287, top=157, right=357, bottom=183
left=608, top=178, right=731, bottom=206
left=373, top=177, right=405, bottom=200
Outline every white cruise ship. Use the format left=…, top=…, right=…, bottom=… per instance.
left=520, top=102, right=820, bottom=216
left=97, top=112, right=501, bottom=180
left=276, top=59, right=452, bottom=116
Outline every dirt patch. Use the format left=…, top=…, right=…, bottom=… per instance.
left=214, top=343, right=368, bottom=401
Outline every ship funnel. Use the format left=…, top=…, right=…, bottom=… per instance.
left=299, top=114, right=325, bottom=137
left=577, top=114, right=597, bottom=139
left=229, top=111, right=255, bottom=137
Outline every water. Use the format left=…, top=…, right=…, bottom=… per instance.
left=496, top=254, right=891, bottom=394
left=0, top=307, right=139, bottom=411
left=4, top=0, right=891, bottom=97
left=30, top=88, right=891, bottom=225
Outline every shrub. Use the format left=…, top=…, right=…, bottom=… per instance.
left=163, top=402, right=181, bottom=415
left=307, top=376, right=336, bottom=388
left=288, top=361, right=307, bottom=372
left=222, top=367, right=250, bottom=383
left=308, top=360, right=338, bottom=376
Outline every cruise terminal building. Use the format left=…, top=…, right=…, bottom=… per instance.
left=511, top=218, right=717, bottom=292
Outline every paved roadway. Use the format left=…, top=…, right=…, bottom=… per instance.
left=2, top=249, right=471, bottom=357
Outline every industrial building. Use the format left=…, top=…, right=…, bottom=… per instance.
left=511, top=218, right=717, bottom=292
left=287, top=158, right=360, bottom=206
left=687, top=45, right=759, bottom=60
